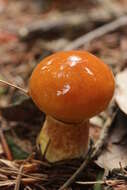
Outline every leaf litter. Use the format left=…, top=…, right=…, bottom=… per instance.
left=1, top=0, right=127, bottom=190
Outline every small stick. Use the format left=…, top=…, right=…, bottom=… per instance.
left=0, top=129, right=13, bottom=161
left=64, top=15, right=127, bottom=50
left=0, top=79, right=29, bottom=96
left=14, top=165, right=24, bottom=190
left=91, top=114, right=116, bottom=160
left=58, top=111, right=117, bottom=190
left=76, top=180, right=106, bottom=185
left=58, top=147, right=93, bottom=190
left=76, top=179, right=125, bottom=185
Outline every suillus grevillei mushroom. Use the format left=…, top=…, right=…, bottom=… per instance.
left=29, top=50, right=115, bottom=163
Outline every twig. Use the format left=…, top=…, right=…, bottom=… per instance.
left=64, top=15, right=127, bottom=50
left=58, top=111, right=117, bottom=190
left=76, top=179, right=125, bottom=185
left=76, top=180, right=105, bottom=185
left=58, top=146, right=93, bottom=190
left=0, top=79, right=28, bottom=96
left=19, top=13, right=89, bottom=40
left=0, top=167, right=47, bottom=180
left=0, top=128, right=13, bottom=161
left=0, top=178, right=41, bottom=187
left=91, top=112, right=117, bottom=160
left=14, top=165, right=24, bottom=190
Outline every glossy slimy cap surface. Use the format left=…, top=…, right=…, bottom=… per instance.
left=29, top=51, right=115, bottom=123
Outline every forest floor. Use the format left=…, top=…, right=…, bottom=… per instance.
left=0, top=0, right=127, bottom=189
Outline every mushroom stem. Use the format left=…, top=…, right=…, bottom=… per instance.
left=0, top=79, right=29, bottom=96
left=37, top=116, right=89, bottom=163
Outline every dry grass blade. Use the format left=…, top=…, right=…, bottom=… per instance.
left=0, top=79, right=28, bottom=96
left=14, top=165, right=24, bottom=190
left=0, top=158, right=49, bottom=189
left=0, top=178, right=42, bottom=187
left=0, top=167, right=47, bottom=181
left=76, top=179, right=125, bottom=185
left=0, top=173, right=8, bottom=180
left=0, top=180, right=15, bottom=187
left=21, top=177, right=42, bottom=185
left=0, top=159, right=17, bottom=169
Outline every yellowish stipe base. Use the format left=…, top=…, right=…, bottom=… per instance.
left=37, top=116, right=89, bottom=163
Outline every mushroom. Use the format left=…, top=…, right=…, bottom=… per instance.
left=29, top=50, right=115, bottom=163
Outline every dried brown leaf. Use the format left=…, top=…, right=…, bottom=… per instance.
left=115, top=69, right=127, bottom=115
left=96, top=111, right=127, bottom=170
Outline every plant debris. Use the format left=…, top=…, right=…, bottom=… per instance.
left=115, top=69, right=127, bottom=115
left=0, top=0, right=127, bottom=189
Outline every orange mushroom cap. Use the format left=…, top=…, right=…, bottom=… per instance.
left=29, top=51, right=115, bottom=123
